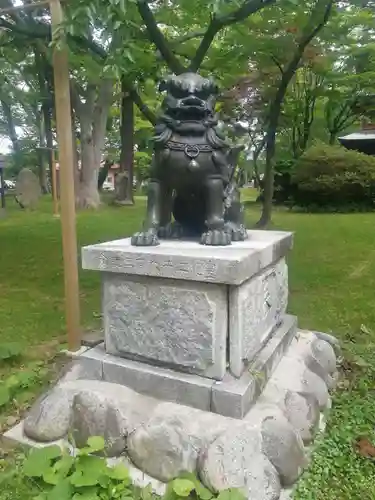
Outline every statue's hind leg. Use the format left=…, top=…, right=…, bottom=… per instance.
left=201, top=177, right=231, bottom=246
left=132, top=150, right=174, bottom=246
left=224, top=187, right=248, bottom=242
left=158, top=189, right=184, bottom=239
left=131, top=179, right=163, bottom=246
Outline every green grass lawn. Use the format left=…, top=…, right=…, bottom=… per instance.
left=1, top=192, right=375, bottom=499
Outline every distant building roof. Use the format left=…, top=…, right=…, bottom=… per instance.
left=339, top=131, right=375, bottom=141
left=339, top=128, right=375, bottom=155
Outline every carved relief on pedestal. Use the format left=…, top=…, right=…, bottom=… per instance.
left=103, top=274, right=227, bottom=380
left=229, top=258, right=289, bottom=378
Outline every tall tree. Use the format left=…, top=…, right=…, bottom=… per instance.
left=256, top=0, right=335, bottom=226
left=285, top=66, right=326, bottom=158
left=218, top=0, right=336, bottom=225
left=115, top=78, right=135, bottom=205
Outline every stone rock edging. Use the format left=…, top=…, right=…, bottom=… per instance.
left=23, top=330, right=338, bottom=500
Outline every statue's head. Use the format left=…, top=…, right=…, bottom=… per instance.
left=159, top=73, right=219, bottom=121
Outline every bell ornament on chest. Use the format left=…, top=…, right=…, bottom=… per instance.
left=188, top=159, right=200, bottom=170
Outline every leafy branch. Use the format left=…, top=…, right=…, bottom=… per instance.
left=136, top=0, right=277, bottom=74
left=188, top=0, right=277, bottom=72
left=136, top=0, right=186, bottom=74
left=0, top=11, right=157, bottom=124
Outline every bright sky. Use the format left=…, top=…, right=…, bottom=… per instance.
left=0, top=137, right=11, bottom=154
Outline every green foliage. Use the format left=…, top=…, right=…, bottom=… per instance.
left=0, top=362, right=48, bottom=408
left=295, top=329, right=375, bottom=500
left=6, top=140, right=42, bottom=178
left=290, top=143, right=375, bottom=210
left=0, top=342, right=23, bottom=361
left=164, top=473, right=245, bottom=500
left=134, top=151, right=152, bottom=184
left=20, top=440, right=245, bottom=500
left=272, top=159, right=296, bottom=205
left=23, top=438, right=133, bottom=500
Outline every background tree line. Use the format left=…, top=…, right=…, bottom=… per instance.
left=0, top=0, right=373, bottom=223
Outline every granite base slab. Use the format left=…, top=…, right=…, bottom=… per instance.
left=82, top=230, right=293, bottom=286
left=78, top=315, right=297, bottom=419
left=80, top=344, right=214, bottom=411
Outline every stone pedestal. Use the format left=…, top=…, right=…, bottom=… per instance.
left=80, top=230, right=295, bottom=419
left=82, top=230, right=293, bottom=381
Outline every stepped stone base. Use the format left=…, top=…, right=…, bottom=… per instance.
left=3, top=232, right=340, bottom=499
left=76, top=314, right=296, bottom=418
left=4, top=329, right=338, bottom=500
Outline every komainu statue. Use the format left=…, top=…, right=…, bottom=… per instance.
left=131, top=72, right=248, bottom=246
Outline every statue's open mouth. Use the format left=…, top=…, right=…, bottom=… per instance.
left=182, top=96, right=205, bottom=107
left=173, top=98, right=208, bottom=120
left=180, top=106, right=206, bottom=117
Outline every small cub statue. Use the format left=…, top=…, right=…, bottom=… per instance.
left=131, top=72, right=248, bottom=247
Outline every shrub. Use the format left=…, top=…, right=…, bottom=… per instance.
left=255, top=160, right=296, bottom=205
left=290, top=143, right=375, bottom=210
left=273, top=160, right=296, bottom=205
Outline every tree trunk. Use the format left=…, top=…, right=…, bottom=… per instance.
left=78, top=127, right=101, bottom=209
left=98, top=160, right=111, bottom=190
left=115, top=83, right=135, bottom=205
left=1, top=99, right=21, bottom=165
left=329, top=131, right=336, bottom=145
left=37, top=151, right=49, bottom=194
left=37, top=112, right=49, bottom=194
left=256, top=71, right=294, bottom=227
left=73, top=80, right=113, bottom=209
left=256, top=119, right=277, bottom=228
left=256, top=81, right=286, bottom=228
left=1, top=100, right=19, bottom=151
left=35, top=48, right=54, bottom=187
left=42, top=101, right=54, bottom=181
left=70, top=105, right=80, bottom=200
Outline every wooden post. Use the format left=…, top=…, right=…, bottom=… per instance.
left=50, top=0, right=81, bottom=351
left=51, top=149, right=59, bottom=217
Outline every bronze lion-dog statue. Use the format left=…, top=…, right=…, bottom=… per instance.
left=131, top=72, right=248, bottom=247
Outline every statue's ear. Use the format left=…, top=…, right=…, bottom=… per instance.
left=159, top=79, right=168, bottom=92
left=208, top=78, right=219, bottom=95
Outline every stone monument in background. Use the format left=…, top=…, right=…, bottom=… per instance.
left=15, top=168, right=41, bottom=209
left=13, top=74, right=339, bottom=500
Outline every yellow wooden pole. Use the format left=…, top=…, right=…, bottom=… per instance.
left=50, top=0, right=81, bottom=351
left=51, top=149, right=59, bottom=217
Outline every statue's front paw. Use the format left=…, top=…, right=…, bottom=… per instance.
left=226, top=223, right=248, bottom=242
left=200, top=229, right=231, bottom=246
left=131, top=229, right=159, bottom=247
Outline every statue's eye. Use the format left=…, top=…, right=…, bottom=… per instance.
left=197, top=90, right=210, bottom=99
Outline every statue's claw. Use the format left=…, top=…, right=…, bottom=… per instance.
left=131, top=229, right=159, bottom=247
left=200, top=229, right=232, bottom=246
left=225, top=222, right=248, bottom=242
